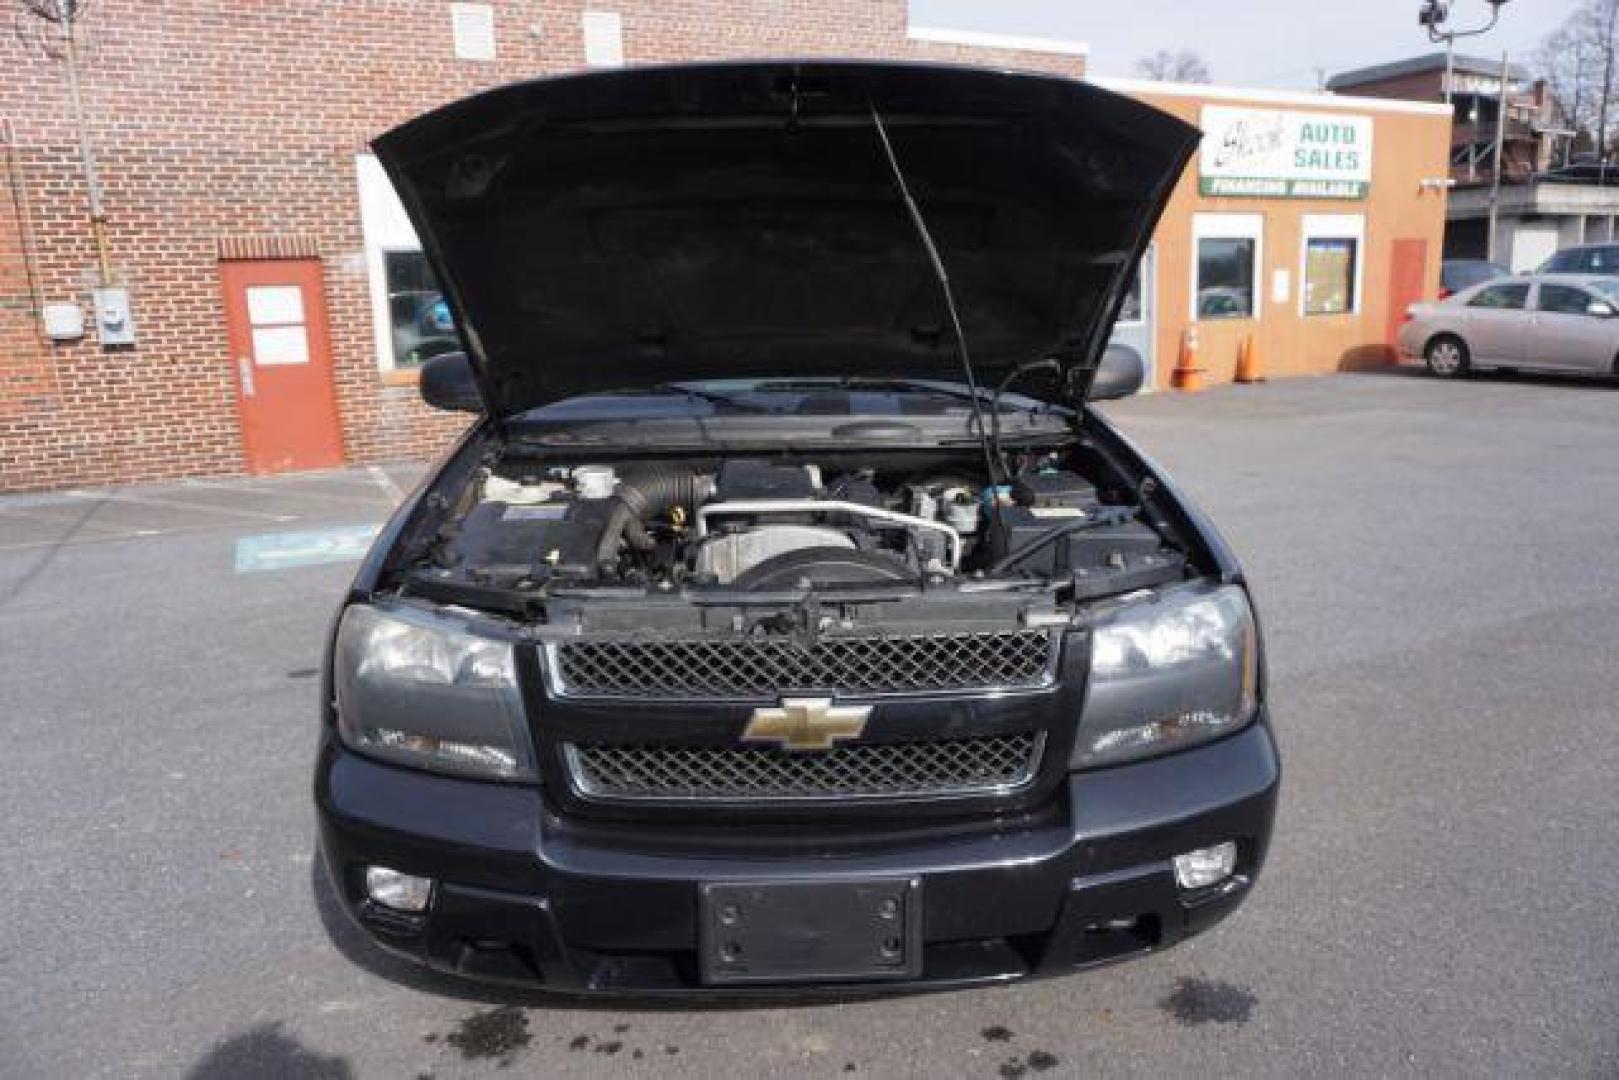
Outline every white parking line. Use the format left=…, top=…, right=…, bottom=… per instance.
left=61, top=488, right=300, bottom=523
left=366, top=465, right=405, bottom=502
left=0, top=519, right=244, bottom=553
left=178, top=478, right=392, bottom=508
left=0, top=502, right=150, bottom=536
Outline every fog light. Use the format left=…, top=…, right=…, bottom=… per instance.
left=1173, top=842, right=1237, bottom=891
left=365, top=866, right=434, bottom=912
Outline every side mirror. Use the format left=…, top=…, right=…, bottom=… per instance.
left=1587, top=300, right=1617, bottom=318
left=1089, top=344, right=1146, bottom=401
left=418, top=351, right=484, bottom=413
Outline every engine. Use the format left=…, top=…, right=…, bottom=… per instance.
left=426, top=453, right=1169, bottom=594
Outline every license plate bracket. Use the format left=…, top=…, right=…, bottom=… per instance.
left=698, top=877, right=922, bottom=985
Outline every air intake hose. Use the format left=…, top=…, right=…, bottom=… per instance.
left=593, top=466, right=716, bottom=569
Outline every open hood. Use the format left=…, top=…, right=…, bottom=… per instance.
left=374, top=61, right=1199, bottom=417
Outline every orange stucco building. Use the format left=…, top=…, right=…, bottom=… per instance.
left=1097, top=78, right=1454, bottom=390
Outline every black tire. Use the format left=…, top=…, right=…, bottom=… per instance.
left=1425, top=335, right=1470, bottom=378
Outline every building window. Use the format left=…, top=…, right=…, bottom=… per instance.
left=1300, top=214, right=1365, bottom=317
left=1117, top=267, right=1144, bottom=325
left=1304, top=238, right=1357, bottom=315
left=582, top=11, right=624, bottom=67
left=356, top=155, right=462, bottom=376
left=1192, top=213, right=1263, bottom=321
left=384, top=252, right=460, bottom=368
left=450, top=3, right=496, bottom=61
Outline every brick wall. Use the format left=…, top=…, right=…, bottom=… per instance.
left=0, top=1, right=1085, bottom=492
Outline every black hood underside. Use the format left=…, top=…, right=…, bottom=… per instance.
left=374, top=61, right=1199, bottom=417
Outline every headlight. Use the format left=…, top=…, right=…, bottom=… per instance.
left=333, top=604, right=536, bottom=781
left=1073, top=583, right=1258, bottom=768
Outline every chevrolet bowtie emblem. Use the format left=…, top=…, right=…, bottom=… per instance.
left=742, top=698, right=872, bottom=752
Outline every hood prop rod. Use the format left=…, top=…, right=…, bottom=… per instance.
left=868, top=104, right=1007, bottom=515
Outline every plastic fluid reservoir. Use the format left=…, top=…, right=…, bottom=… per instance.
left=573, top=465, right=618, bottom=500
left=945, top=492, right=981, bottom=534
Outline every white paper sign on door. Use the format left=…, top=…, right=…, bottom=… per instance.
left=252, top=325, right=311, bottom=365
left=246, top=285, right=305, bottom=326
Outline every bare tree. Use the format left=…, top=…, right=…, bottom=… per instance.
left=1134, top=49, right=1212, bottom=84
left=1538, top=0, right=1619, bottom=159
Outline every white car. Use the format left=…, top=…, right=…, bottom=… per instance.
left=1398, top=274, right=1619, bottom=379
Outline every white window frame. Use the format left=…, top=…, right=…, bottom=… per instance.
left=1299, top=213, right=1366, bottom=318
left=1191, top=213, right=1264, bottom=323
left=356, top=155, right=433, bottom=375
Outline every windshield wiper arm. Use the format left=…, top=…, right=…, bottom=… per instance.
left=640, top=383, right=777, bottom=414
left=760, top=377, right=1040, bottom=412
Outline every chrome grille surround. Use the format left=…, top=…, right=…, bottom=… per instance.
left=563, top=733, right=1045, bottom=803
left=546, top=630, right=1057, bottom=701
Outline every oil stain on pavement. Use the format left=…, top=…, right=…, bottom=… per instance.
left=1158, top=976, right=1259, bottom=1026
left=443, top=1006, right=532, bottom=1065
left=979, top=1023, right=1060, bottom=1077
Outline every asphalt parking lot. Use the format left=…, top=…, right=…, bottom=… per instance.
left=3, top=370, right=1617, bottom=1078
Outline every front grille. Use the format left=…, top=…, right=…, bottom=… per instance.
left=550, top=631, right=1055, bottom=700
left=564, top=733, right=1044, bottom=802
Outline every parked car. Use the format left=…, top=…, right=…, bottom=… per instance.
left=1439, top=259, right=1510, bottom=299
left=1398, top=274, right=1619, bottom=378
left=1537, top=244, right=1619, bottom=275
left=316, top=62, right=1279, bottom=995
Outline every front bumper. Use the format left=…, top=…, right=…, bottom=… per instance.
left=315, top=715, right=1279, bottom=996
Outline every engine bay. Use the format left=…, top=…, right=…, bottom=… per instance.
left=396, top=443, right=1191, bottom=622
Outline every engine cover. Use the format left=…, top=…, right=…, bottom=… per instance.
left=694, top=525, right=854, bottom=584
left=732, top=548, right=915, bottom=590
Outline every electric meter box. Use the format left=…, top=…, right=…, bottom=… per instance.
left=93, top=287, right=136, bottom=346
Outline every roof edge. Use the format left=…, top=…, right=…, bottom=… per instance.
left=905, top=25, right=1090, bottom=58
left=1090, top=75, right=1456, bottom=117
left=1327, top=51, right=1530, bottom=90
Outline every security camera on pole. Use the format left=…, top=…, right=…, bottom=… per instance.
left=1420, top=0, right=1513, bottom=262
left=1420, top=0, right=1512, bottom=105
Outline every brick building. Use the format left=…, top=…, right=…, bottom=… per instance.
left=1326, top=52, right=1619, bottom=270
left=1327, top=53, right=1561, bottom=183
left=2, top=3, right=1450, bottom=492
left=0, top=1, right=1089, bottom=491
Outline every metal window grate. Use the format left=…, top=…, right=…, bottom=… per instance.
left=550, top=631, right=1055, bottom=700
left=565, top=734, right=1043, bottom=802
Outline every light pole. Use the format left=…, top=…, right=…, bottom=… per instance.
left=1420, top=1, right=1513, bottom=262
left=1419, top=0, right=1512, bottom=104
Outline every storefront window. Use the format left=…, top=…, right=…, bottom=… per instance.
left=384, top=251, right=460, bottom=368
left=1304, top=237, right=1358, bottom=316
left=1196, top=238, right=1257, bottom=320
left=1299, top=214, right=1365, bottom=318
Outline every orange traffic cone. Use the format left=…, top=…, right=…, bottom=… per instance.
left=1172, top=326, right=1205, bottom=392
left=1234, top=335, right=1266, bottom=384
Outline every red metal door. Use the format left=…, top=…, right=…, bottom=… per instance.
left=1387, top=238, right=1429, bottom=347
left=220, top=259, right=345, bottom=473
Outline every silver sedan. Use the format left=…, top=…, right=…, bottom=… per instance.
left=1397, top=274, right=1619, bottom=379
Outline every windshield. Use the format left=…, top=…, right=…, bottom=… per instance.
left=1588, top=279, right=1619, bottom=302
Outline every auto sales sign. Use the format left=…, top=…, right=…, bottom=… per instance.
left=1200, top=105, right=1373, bottom=199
